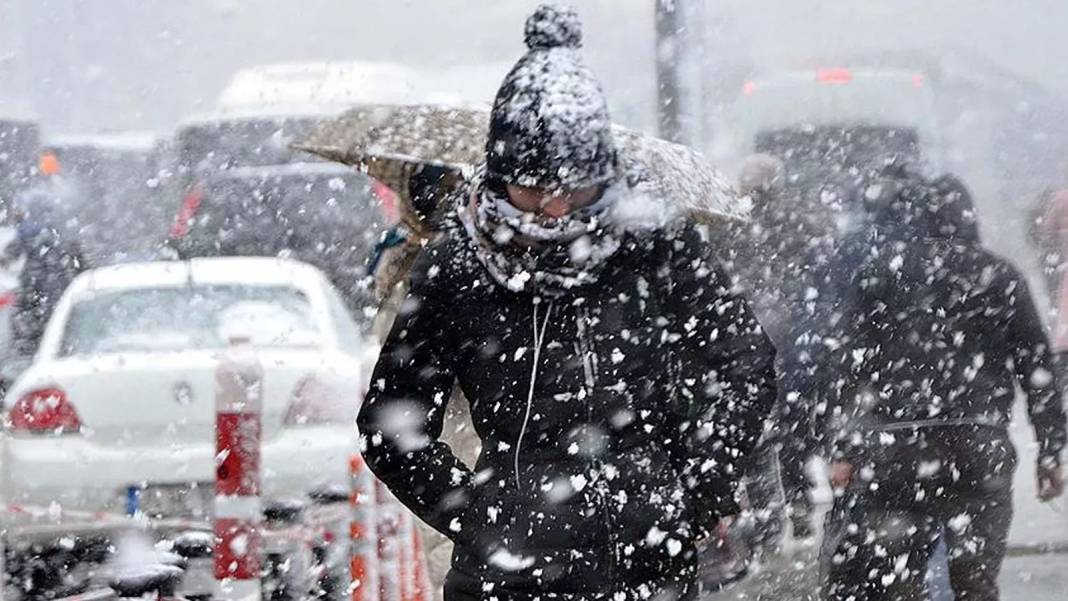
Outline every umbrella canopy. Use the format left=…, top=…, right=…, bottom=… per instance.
left=294, top=105, right=484, bottom=236
left=293, top=104, right=745, bottom=231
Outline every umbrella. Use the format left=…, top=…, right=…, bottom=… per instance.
left=294, top=104, right=486, bottom=237
left=293, top=104, right=746, bottom=303
left=293, top=104, right=745, bottom=230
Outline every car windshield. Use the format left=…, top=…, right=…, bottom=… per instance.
left=60, top=284, right=321, bottom=356
left=183, top=169, right=376, bottom=257
left=175, top=117, right=322, bottom=173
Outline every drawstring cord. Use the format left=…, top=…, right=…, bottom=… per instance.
left=515, top=298, right=554, bottom=490
left=576, top=306, right=597, bottom=390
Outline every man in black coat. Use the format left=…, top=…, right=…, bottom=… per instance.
left=357, top=5, right=778, bottom=601
left=730, top=154, right=838, bottom=542
left=2, top=184, right=87, bottom=360
left=819, top=172, right=1067, bottom=601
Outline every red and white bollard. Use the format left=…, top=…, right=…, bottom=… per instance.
left=349, top=453, right=379, bottom=601
left=375, top=481, right=403, bottom=601
left=394, top=506, right=431, bottom=601
left=214, top=337, right=264, bottom=600
left=409, top=526, right=431, bottom=601
left=397, top=510, right=412, bottom=601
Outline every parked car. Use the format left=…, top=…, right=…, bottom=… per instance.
left=2, top=257, right=375, bottom=516
left=168, top=162, right=387, bottom=323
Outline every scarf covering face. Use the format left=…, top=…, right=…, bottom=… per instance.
left=459, top=176, right=624, bottom=296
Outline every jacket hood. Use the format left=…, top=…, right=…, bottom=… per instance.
left=872, top=170, right=979, bottom=243
left=929, top=173, right=980, bottom=242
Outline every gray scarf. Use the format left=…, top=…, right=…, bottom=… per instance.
left=458, top=177, right=624, bottom=296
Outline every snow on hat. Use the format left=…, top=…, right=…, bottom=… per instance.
left=485, top=4, right=618, bottom=192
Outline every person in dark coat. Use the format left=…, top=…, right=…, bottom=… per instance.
left=728, top=154, right=836, bottom=543
left=2, top=184, right=87, bottom=359
left=356, top=5, right=778, bottom=601
left=819, top=171, right=1067, bottom=601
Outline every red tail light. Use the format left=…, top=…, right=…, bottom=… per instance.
left=169, top=187, right=204, bottom=238
left=816, top=67, right=852, bottom=84
left=9, top=388, right=82, bottom=434
left=284, top=377, right=347, bottom=426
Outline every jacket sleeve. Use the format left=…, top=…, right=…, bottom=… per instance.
left=663, top=225, right=779, bottom=536
left=1007, top=275, right=1067, bottom=465
left=356, top=245, right=475, bottom=540
left=819, top=240, right=884, bottom=463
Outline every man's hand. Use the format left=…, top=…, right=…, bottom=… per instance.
left=694, top=515, right=736, bottom=546
left=830, top=461, right=854, bottom=490
left=1038, top=463, right=1064, bottom=502
left=715, top=515, right=736, bottom=539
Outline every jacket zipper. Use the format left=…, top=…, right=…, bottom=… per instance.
left=577, top=306, right=618, bottom=585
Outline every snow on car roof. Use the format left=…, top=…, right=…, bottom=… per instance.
left=69, top=258, right=326, bottom=296
left=177, top=109, right=338, bottom=129
left=206, top=60, right=506, bottom=124
left=45, top=131, right=160, bottom=152
left=216, top=60, right=423, bottom=115
left=177, top=58, right=508, bottom=133
left=207, top=161, right=357, bottom=182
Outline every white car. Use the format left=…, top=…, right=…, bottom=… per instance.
left=2, top=257, right=376, bottom=517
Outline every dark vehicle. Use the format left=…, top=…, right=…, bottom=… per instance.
left=160, top=113, right=330, bottom=227
left=727, top=68, right=943, bottom=222
left=169, top=113, right=326, bottom=189
left=0, top=118, right=41, bottom=212
left=44, top=133, right=165, bottom=262
left=170, top=162, right=387, bottom=324
left=160, top=112, right=335, bottom=235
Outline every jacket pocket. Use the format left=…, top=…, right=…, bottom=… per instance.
left=454, top=481, right=493, bottom=548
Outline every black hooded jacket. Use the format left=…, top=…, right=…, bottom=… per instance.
left=357, top=212, right=777, bottom=599
left=5, top=227, right=86, bottom=358
left=828, top=175, right=1066, bottom=463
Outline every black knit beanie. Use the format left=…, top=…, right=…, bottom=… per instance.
left=484, top=4, right=618, bottom=192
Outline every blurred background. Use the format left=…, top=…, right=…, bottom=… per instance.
left=2, top=0, right=1068, bottom=265
left=1, top=3, right=1068, bottom=599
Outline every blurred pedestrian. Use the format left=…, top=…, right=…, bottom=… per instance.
left=1037, top=171, right=1068, bottom=351
left=820, top=172, right=1066, bottom=601
left=357, top=5, right=778, bottom=600
left=732, top=154, right=830, bottom=543
left=2, top=181, right=88, bottom=359
left=1026, top=187, right=1059, bottom=302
